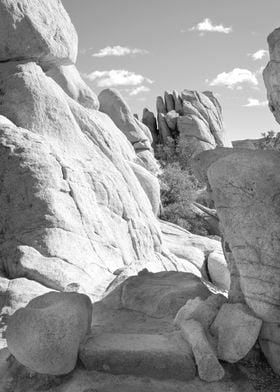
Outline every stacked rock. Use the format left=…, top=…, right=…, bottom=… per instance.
left=142, top=89, right=232, bottom=159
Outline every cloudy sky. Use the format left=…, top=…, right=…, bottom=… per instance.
left=65, top=0, right=280, bottom=141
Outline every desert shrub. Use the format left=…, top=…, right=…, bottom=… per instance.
left=259, top=130, right=280, bottom=150
left=155, top=137, right=209, bottom=236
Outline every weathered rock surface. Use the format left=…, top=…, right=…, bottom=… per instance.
left=259, top=322, right=280, bottom=375
left=142, top=108, right=158, bottom=147
left=174, top=294, right=226, bottom=330
left=46, top=64, right=99, bottom=109
left=79, top=332, right=196, bottom=381
left=148, top=89, right=232, bottom=160
left=6, top=292, right=92, bottom=375
left=102, top=270, right=211, bottom=318
left=0, top=0, right=78, bottom=67
left=194, top=148, right=280, bottom=323
left=0, top=58, right=183, bottom=302
left=180, top=319, right=225, bottom=382
left=264, top=28, right=280, bottom=123
left=98, top=88, right=159, bottom=174
left=211, top=303, right=262, bottom=363
left=160, top=220, right=229, bottom=290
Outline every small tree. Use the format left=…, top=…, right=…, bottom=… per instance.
left=155, top=137, right=209, bottom=236
left=259, top=130, right=280, bottom=151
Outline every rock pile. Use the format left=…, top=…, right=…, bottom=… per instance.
left=142, top=89, right=232, bottom=158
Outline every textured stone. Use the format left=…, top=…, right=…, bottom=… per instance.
left=98, top=88, right=159, bottom=174
left=207, top=249, right=231, bottom=291
left=156, top=96, right=167, bottom=114
left=99, top=88, right=152, bottom=146
left=202, top=149, right=280, bottom=322
left=129, top=161, right=160, bottom=215
left=267, top=27, right=280, bottom=61
left=165, top=110, right=179, bottom=131
left=6, top=292, right=92, bottom=375
left=180, top=319, right=225, bottom=382
left=142, top=108, right=158, bottom=147
left=0, top=277, right=52, bottom=315
left=164, top=91, right=175, bottom=112
left=79, top=332, right=196, bottom=381
left=259, top=322, right=280, bottom=375
left=46, top=64, right=99, bottom=109
left=211, top=303, right=262, bottom=363
left=101, top=270, right=211, bottom=318
left=158, top=113, right=172, bottom=143
left=174, top=294, right=226, bottom=329
left=0, top=0, right=78, bottom=67
left=160, top=220, right=226, bottom=283
left=0, top=61, right=180, bottom=302
left=173, top=90, right=183, bottom=114
left=263, top=60, right=280, bottom=124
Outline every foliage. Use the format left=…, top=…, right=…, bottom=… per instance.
left=259, top=130, right=280, bottom=151
left=155, top=137, right=209, bottom=236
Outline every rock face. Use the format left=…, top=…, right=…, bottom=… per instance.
left=160, top=220, right=230, bottom=290
left=0, top=0, right=78, bottom=67
left=263, top=28, right=280, bottom=123
left=6, top=292, right=92, bottom=375
left=143, top=89, right=231, bottom=160
left=46, top=64, right=99, bottom=109
left=0, top=0, right=191, bottom=311
left=98, top=88, right=159, bottom=175
left=194, top=147, right=280, bottom=373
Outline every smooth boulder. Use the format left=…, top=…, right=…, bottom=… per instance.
left=6, top=292, right=92, bottom=375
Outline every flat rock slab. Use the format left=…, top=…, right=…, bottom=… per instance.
left=79, top=332, right=196, bottom=381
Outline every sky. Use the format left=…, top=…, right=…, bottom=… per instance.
left=64, top=0, right=280, bottom=141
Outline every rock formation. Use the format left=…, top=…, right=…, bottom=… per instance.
left=0, top=0, right=231, bottom=319
left=99, top=88, right=159, bottom=174
left=193, top=147, right=280, bottom=375
left=142, top=89, right=232, bottom=159
left=263, top=28, right=280, bottom=123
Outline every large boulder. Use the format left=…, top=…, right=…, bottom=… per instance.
left=210, top=303, right=262, bottom=363
left=101, top=270, right=211, bottom=318
left=0, top=0, right=78, bottom=68
left=6, top=292, right=92, bottom=375
left=194, top=147, right=280, bottom=373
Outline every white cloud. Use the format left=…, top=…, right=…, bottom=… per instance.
left=92, top=45, right=148, bottom=57
left=250, top=49, right=268, bottom=61
left=85, top=69, right=153, bottom=87
left=243, top=98, right=268, bottom=107
left=209, top=68, right=258, bottom=89
left=189, top=18, right=232, bottom=35
left=129, top=86, right=150, bottom=96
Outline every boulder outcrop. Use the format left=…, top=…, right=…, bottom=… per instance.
left=142, top=89, right=232, bottom=160
left=0, top=0, right=194, bottom=311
